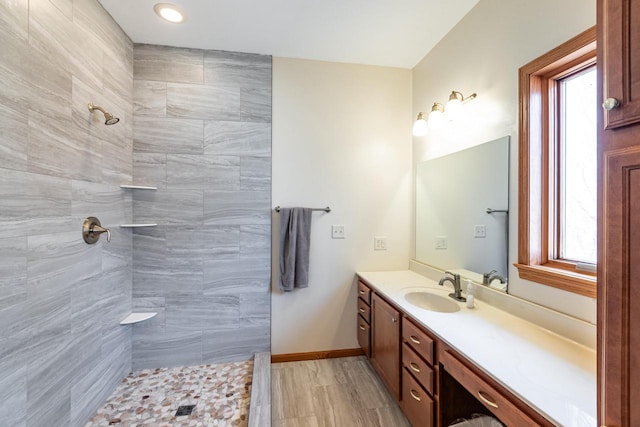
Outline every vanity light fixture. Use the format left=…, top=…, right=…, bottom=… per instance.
left=154, top=3, right=187, bottom=23
left=412, top=90, right=477, bottom=136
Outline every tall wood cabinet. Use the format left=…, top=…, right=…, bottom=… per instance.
left=371, top=293, right=401, bottom=400
left=598, top=0, right=640, bottom=425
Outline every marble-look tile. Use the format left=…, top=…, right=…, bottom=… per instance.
left=131, top=297, right=166, bottom=333
left=71, top=180, right=128, bottom=226
left=241, top=87, right=272, bottom=123
left=241, top=224, right=271, bottom=257
left=271, top=362, right=316, bottom=420
left=0, top=350, right=27, bottom=427
left=203, top=258, right=270, bottom=295
left=133, top=189, right=204, bottom=225
left=0, top=168, right=73, bottom=239
left=166, top=225, right=240, bottom=261
left=133, top=152, right=167, bottom=188
left=133, top=80, right=166, bottom=116
left=204, top=190, right=270, bottom=225
left=28, top=0, right=103, bottom=90
left=242, top=156, right=271, bottom=190
left=104, top=49, right=134, bottom=107
left=165, top=295, right=240, bottom=333
left=97, top=267, right=133, bottom=327
left=167, top=82, right=240, bottom=120
left=204, top=50, right=272, bottom=89
left=249, top=352, right=271, bottom=427
left=70, top=275, right=109, bottom=335
left=28, top=230, right=102, bottom=294
left=0, top=104, right=28, bottom=173
left=203, top=326, right=270, bottom=364
left=0, top=237, right=27, bottom=310
left=100, top=135, right=134, bottom=186
left=240, top=292, right=271, bottom=327
left=134, top=44, right=204, bottom=84
left=133, top=116, right=204, bottom=154
left=166, top=154, right=240, bottom=190
left=204, top=121, right=271, bottom=156
left=273, top=417, right=319, bottom=427
left=132, top=330, right=203, bottom=370
left=49, top=0, right=72, bottom=19
left=0, top=0, right=28, bottom=42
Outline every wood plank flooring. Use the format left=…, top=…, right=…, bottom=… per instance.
left=271, top=356, right=410, bottom=427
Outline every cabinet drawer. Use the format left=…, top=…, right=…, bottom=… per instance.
left=357, top=314, right=371, bottom=358
left=441, top=350, right=538, bottom=426
left=357, top=298, right=371, bottom=323
left=357, top=281, right=371, bottom=305
left=402, top=318, right=434, bottom=366
left=402, top=343, right=434, bottom=395
left=401, top=367, right=434, bottom=427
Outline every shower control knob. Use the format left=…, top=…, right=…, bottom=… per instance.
left=603, top=97, right=620, bottom=111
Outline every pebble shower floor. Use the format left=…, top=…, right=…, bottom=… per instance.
left=85, top=360, right=253, bottom=427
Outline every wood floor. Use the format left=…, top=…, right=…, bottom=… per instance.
left=271, top=356, right=411, bottom=427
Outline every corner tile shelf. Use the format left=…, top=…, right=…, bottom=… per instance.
left=120, top=312, right=158, bottom=325
left=120, top=223, right=157, bottom=228
left=120, top=185, right=158, bottom=190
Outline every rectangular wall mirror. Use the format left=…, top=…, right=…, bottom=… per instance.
left=415, top=136, right=510, bottom=292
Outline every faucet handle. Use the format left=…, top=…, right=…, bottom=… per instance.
left=484, top=269, right=497, bottom=278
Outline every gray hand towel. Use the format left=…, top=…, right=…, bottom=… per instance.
left=279, top=207, right=313, bottom=292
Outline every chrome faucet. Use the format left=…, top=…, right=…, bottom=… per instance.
left=439, top=271, right=466, bottom=302
left=483, top=270, right=506, bottom=286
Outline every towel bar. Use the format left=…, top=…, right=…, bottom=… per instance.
left=274, top=206, right=331, bottom=213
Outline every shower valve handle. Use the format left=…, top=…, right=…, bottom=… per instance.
left=82, top=217, right=111, bottom=244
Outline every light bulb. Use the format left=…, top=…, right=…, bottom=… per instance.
left=154, top=3, right=186, bottom=23
left=445, top=98, right=462, bottom=120
left=427, top=103, right=445, bottom=130
left=412, top=112, right=428, bottom=136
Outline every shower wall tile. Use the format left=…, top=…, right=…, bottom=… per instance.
left=241, top=87, right=272, bottom=123
left=241, top=156, right=271, bottom=190
left=0, top=0, right=134, bottom=425
left=133, top=189, right=204, bottom=224
left=204, top=121, right=271, bottom=156
left=133, top=116, right=204, bottom=154
left=0, top=237, right=27, bottom=311
left=204, top=190, right=271, bottom=225
left=202, top=326, right=270, bottom=364
left=167, top=83, right=241, bottom=120
left=133, top=153, right=167, bottom=188
left=0, top=168, right=73, bottom=239
left=134, top=44, right=204, bottom=84
left=132, top=330, right=203, bottom=370
left=204, top=50, right=272, bottom=89
left=132, top=46, right=271, bottom=369
left=0, top=0, right=28, bottom=42
left=134, top=80, right=167, bottom=116
left=166, top=154, right=240, bottom=190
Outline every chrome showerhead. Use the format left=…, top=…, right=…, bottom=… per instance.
left=88, top=102, right=120, bottom=125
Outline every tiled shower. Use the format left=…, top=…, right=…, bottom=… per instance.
left=0, top=0, right=271, bottom=425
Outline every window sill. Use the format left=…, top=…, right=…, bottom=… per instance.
left=514, top=263, right=596, bottom=298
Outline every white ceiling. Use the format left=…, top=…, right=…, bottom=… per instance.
left=98, top=0, right=479, bottom=69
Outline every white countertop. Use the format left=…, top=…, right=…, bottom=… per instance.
left=357, top=270, right=596, bottom=427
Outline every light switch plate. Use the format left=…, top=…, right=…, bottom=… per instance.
left=374, top=236, right=387, bottom=250
left=332, top=225, right=345, bottom=239
left=435, top=236, right=448, bottom=249
left=474, top=225, right=486, bottom=238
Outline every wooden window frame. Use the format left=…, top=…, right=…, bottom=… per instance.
left=516, top=27, right=597, bottom=298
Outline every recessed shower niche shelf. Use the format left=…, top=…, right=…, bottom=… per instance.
left=120, top=312, right=158, bottom=325
left=120, top=185, right=158, bottom=190
left=119, top=223, right=157, bottom=228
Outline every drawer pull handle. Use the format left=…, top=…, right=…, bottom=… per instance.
left=409, top=362, right=421, bottom=373
left=478, top=391, right=498, bottom=408
left=359, top=290, right=365, bottom=295
left=409, top=335, right=421, bottom=345
left=409, top=389, right=421, bottom=401
left=392, top=317, right=398, bottom=323
left=359, top=308, right=365, bottom=313
left=359, top=324, right=366, bottom=331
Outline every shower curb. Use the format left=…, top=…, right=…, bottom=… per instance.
left=248, top=352, right=271, bottom=427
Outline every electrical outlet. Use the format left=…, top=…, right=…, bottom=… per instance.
left=332, top=225, right=345, bottom=239
left=374, top=236, right=387, bottom=251
left=474, top=225, right=486, bottom=238
left=435, top=236, right=448, bottom=249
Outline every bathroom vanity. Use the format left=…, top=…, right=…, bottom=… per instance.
left=356, top=270, right=596, bottom=427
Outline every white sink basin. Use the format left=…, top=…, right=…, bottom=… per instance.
left=403, top=291, right=460, bottom=313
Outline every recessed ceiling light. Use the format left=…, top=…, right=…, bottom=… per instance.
left=154, top=3, right=186, bottom=23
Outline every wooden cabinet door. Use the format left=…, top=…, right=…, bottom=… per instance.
left=371, top=293, right=400, bottom=400
left=598, top=0, right=640, bottom=425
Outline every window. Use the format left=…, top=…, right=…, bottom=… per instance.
left=517, top=27, right=597, bottom=298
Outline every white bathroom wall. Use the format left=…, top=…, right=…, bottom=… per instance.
left=412, top=0, right=597, bottom=322
left=271, top=58, right=412, bottom=354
